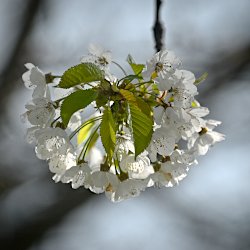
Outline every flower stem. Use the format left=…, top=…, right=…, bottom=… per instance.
left=134, top=90, right=158, bottom=98
left=69, top=116, right=102, bottom=140
left=53, top=96, right=67, bottom=106
left=51, top=116, right=61, bottom=127
left=112, top=61, right=127, bottom=76
left=134, top=81, right=153, bottom=88
left=78, top=124, right=100, bottom=162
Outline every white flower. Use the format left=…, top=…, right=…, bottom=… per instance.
left=107, top=179, right=147, bottom=202
left=177, top=122, right=197, bottom=139
left=57, top=163, right=92, bottom=189
left=205, top=119, right=222, bottom=130
left=154, top=106, right=190, bottom=127
left=81, top=44, right=112, bottom=70
left=120, top=152, right=154, bottom=179
left=177, top=107, right=209, bottom=139
left=168, top=70, right=198, bottom=108
left=23, top=98, right=55, bottom=127
left=188, top=106, right=209, bottom=118
left=25, top=126, right=41, bottom=144
left=153, top=106, right=166, bottom=125
left=35, top=128, right=72, bottom=160
left=156, top=76, right=179, bottom=91
left=22, top=63, right=48, bottom=98
left=114, top=134, right=134, bottom=161
left=90, top=171, right=119, bottom=194
left=148, top=127, right=176, bottom=162
left=175, top=70, right=197, bottom=90
left=48, top=151, right=77, bottom=174
left=170, top=149, right=197, bottom=165
left=142, top=49, right=180, bottom=80
left=151, top=162, right=188, bottom=187
left=188, top=120, right=225, bottom=155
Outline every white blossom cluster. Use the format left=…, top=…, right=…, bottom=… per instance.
left=22, top=45, right=224, bottom=202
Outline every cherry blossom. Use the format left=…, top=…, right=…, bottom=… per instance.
left=22, top=63, right=48, bottom=98
left=21, top=47, right=224, bottom=202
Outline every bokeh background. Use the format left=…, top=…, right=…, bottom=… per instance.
left=0, top=0, right=250, bottom=249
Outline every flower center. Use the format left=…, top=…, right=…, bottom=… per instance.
left=199, top=127, right=208, bottom=135
left=128, top=161, right=144, bottom=174
left=155, top=62, right=164, bottom=73
left=98, top=56, right=109, bottom=66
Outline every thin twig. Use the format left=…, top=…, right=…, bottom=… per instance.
left=153, top=0, right=164, bottom=52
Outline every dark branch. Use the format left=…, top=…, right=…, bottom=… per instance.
left=153, top=0, right=164, bottom=52
left=201, top=44, right=250, bottom=97
left=0, top=0, right=42, bottom=114
left=0, top=180, right=92, bottom=250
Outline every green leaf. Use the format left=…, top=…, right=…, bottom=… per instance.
left=61, top=89, right=98, bottom=127
left=100, top=108, right=117, bottom=162
left=194, top=72, right=208, bottom=85
left=120, top=89, right=152, bottom=117
left=120, top=89, right=153, bottom=157
left=129, top=102, right=153, bottom=157
left=58, top=63, right=105, bottom=88
left=131, top=64, right=145, bottom=75
left=77, top=122, right=95, bottom=145
left=127, top=54, right=135, bottom=65
left=120, top=89, right=137, bottom=103
left=135, top=96, right=152, bottom=117
left=96, top=91, right=108, bottom=108
left=127, top=54, right=145, bottom=75
left=99, top=79, right=111, bottom=91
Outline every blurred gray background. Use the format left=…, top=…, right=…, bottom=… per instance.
left=0, top=0, right=250, bottom=249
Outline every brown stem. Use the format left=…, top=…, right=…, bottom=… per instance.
left=153, top=0, right=164, bottom=52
